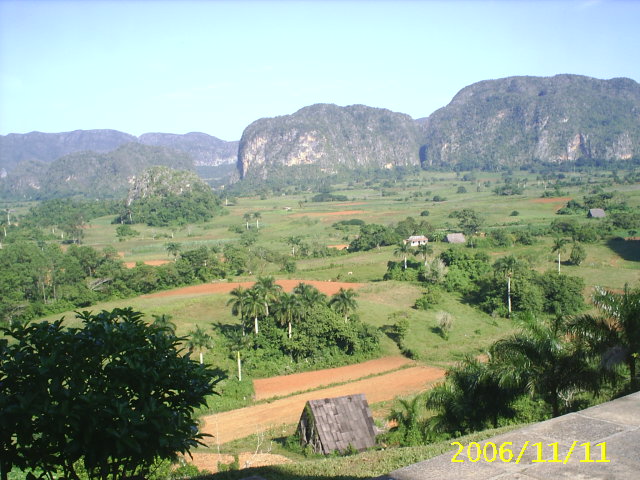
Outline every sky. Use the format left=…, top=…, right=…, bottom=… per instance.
left=1, top=0, right=639, bottom=141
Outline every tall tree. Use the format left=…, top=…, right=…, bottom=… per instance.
left=275, top=292, right=302, bottom=338
left=253, top=276, right=282, bottom=318
left=394, top=242, right=411, bottom=270
left=243, top=212, right=252, bottom=230
left=165, top=242, right=182, bottom=262
left=568, top=284, right=640, bottom=390
left=244, top=287, right=266, bottom=334
left=187, top=325, right=214, bottom=364
left=227, top=286, right=249, bottom=336
left=551, top=237, right=569, bottom=273
left=329, top=288, right=359, bottom=322
left=413, top=243, right=433, bottom=266
left=293, top=282, right=327, bottom=318
left=254, top=211, right=262, bottom=230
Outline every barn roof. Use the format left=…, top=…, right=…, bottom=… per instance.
left=298, top=393, right=376, bottom=454
left=445, top=233, right=466, bottom=243
left=588, top=208, right=606, bottom=218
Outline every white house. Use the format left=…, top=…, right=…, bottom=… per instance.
left=405, top=235, right=429, bottom=246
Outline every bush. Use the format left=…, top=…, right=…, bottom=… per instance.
left=420, top=210, right=430, bottom=217
left=510, top=210, right=520, bottom=216
left=0, top=308, right=221, bottom=479
left=414, top=288, right=442, bottom=310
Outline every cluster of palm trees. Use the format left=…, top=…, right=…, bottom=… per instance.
left=242, top=211, right=262, bottom=230
left=394, top=242, right=433, bottom=270
left=227, top=276, right=359, bottom=338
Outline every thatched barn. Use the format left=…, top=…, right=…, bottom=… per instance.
left=445, top=233, right=466, bottom=243
left=588, top=208, right=606, bottom=218
left=297, top=394, right=376, bottom=454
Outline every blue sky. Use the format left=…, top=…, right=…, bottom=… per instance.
left=1, top=0, right=639, bottom=141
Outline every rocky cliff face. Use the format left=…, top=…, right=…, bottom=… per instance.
left=419, top=75, right=640, bottom=168
left=237, top=104, right=423, bottom=178
left=138, top=132, right=238, bottom=166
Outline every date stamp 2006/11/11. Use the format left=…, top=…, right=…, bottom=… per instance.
left=450, top=441, right=610, bottom=464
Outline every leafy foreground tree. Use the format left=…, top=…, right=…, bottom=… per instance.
left=568, top=284, right=640, bottom=391
left=425, top=357, right=518, bottom=438
left=491, top=314, right=597, bottom=417
left=0, top=308, right=221, bottom=480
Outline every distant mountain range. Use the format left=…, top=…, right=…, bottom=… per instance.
left=238, top=75, right=640, bottom=177
left=0, top=131, right=238, bottom=199
left=2, top=74, right=638, bottom=199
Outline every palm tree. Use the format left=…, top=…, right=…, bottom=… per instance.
left=568, top=284, right=640, bottom=390
left=287, top=236, right=303, bottom=257
left=165, top=242, right=182, bottom=262
left=413, top=243, right=433, bottom=266
left=243, top=212, right=252, bottom=230
left=493, top=255, right=520, bottom=316
left=151, top=313, right=176, bottom=334
left=490, top=314, right=596, bottom=417
left=244, top=287, right=266, bottom=334
left=329, top=288, right=358, bottom=322
left=254, top=212, right=262, bottom=230
left=388, top=395, right=425, bottom=445
left=551, top=237, right=569, bottom=273
left=394, top=242, right=411, bottom=270
left=275, top=292, right=302, bottom=338
left=426, top=357, right=517, bottom=435
left=187, top=325, right=213, bottom=364
left=253, top=276, right=282, bottom=318
left=293, top=282, right=327, bottom=317
left=227, top=286, right=249, bottom=336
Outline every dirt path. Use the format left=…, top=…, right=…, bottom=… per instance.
left=200, top=365, right=445, bottom=446
left=253, top=356, right=413, bottom=400
left=142, top=279, right=366, bottom=298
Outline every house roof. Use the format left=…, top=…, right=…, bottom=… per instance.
left=407, top=235, right=428, bottom=241
left=588, top=208, right=606, bottom=218
left=299, top=393, right=376, bottom=454
left=445, top=233, right=466, bottom=243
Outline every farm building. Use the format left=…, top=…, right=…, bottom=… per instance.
left=588, top=208, right=606, bottom=218
left=404, top=235, right=429, bottom=246
left=445, top=233, right=466, bottom=243
left=297, top=393, right=377, bottom=454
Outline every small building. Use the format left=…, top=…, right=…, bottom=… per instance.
left=297, top=394, right=377, bottom=454
left=404, top=235, right=429, bottom=246
left=588, top=208, right=606, bottom=218
left=445, top=233, right=466, bottom=244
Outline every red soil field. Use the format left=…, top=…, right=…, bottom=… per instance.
left=123, top=260, right=171, bottom=268
left=142, top=279, right=366, bottom=298
left=253, top=356, right=413, bottom=400
left=327, top=244, right=349, bottom=250
left=529, top=196, right=572, bottom=204
left=290, top=210, right=365, bottom=217
left=199, top=365, right=445, bottom=446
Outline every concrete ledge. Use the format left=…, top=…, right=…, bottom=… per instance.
left=377, top=391, right=640, bottom=480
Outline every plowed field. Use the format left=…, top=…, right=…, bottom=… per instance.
left=142, top=279, right=366, bottom=298
left=200, top=365, right=445, bottom=446
left=253, top=356, right=413, bottom=400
